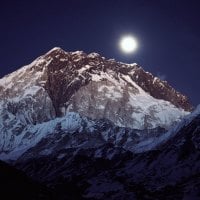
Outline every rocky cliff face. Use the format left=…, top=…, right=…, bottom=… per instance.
left=44, top=48, right=192, bottom=117
left=0, top=47, right=198, bottom=199
left=0, top=47, right=191, bottom=128
left=0, top=47, right=192, bottom=159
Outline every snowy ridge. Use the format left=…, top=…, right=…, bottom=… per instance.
left=0, top=112, right=85, bottom=160
left=1, top=104, right=197, bottom=161
left=0, top=111, right=166, bottom=161
left=67, top=69, right=189, bottom=129
left=15, top=108, right=200, bottom=199
left=0, top=47, right=199, bottom=199
left=0, top=47, right=190, bottom=130
left=132, top=104, right=200, bottom=153
left=0, top=47, right=193, bottom=161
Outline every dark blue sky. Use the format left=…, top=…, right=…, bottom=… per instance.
left=1, top=0, right=200, bottom=106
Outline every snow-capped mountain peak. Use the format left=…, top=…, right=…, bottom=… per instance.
left=0, top=47, right=192, bottom=128
left=0, top=47, right=193, bottom=160
left=0, top=47, right=198, bottom=199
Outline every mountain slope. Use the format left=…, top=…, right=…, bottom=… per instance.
left=16, top=105, right=200, bottom=200
left=0, top=47, right=192, bottom=160
left=0, top=112, right=166, bottom=161
left=0, top=47, right=198, bottom=199
left=0, top=47, right=191, bottom=128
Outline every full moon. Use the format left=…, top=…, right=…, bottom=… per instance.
left=119, top=35, right=138, bottom=54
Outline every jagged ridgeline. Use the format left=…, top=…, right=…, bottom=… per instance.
left=0, top=47, right=191, bottom=126
left=0, top=47, right=192, bottom=160
left=1, top=48, right=200, bottom=200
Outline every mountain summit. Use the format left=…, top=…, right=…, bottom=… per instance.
left=0, top=47, right=192, bottom=159
left=0, top=47, right=192, bottom=129
left=0, top=48, right=199, bottom=199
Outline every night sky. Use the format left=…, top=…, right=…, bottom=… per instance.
left=1, top=0, right=200, bottom=106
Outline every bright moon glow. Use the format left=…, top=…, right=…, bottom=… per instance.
left=119, top=36, right=138, bottom=54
